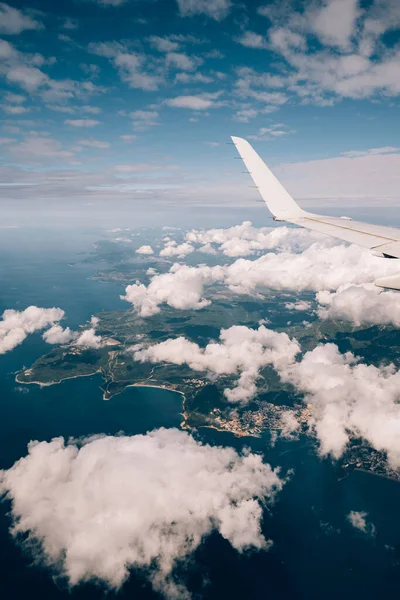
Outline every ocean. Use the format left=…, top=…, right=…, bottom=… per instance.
left=1, top=227, right=400, bottom=599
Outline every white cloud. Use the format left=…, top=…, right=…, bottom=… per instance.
left=46, top=104, right=76, bottom=114
left=217, top=243, right=400, bottom=295
left=234, top=68, right=290, bottom=105
left=233, top=108, right=260, bottom=122
left=81, top=105, right=102, bottom=114
left=185, top=222, right=330, bottom=257
left=0, top=306, right=65, bottom=354
left=149, top=36, right=180, bottom=53
left=280, top=343, right=400, bottom=466
left=159, top=241, right=194, bottom=257
left=187, top=221, right=266, bottom=256
left=133, top=325, right=300, bottom=403
left=317, top=283, right=400, bottom=327
left=119, top=134, right=136, bottom=143
left=122, top=229, right=400, bottom=317
left=40, top=316, right=102, bottom=347
left=0, top=40, right=106, bottom=106
left=134, top=316, right=400, bottom=467
left=75, top=329, right=102, bottom=348
left=0, top=3, right=43, bottom=34
left=347, top=510, right=367, bottom=531
left=164, top=92, right=222, bottom=110
left=78, top=139, right=110, bottom=149
left=285, top=301, right=312, bottom=311
left=342, top=147, right=400, bottom=158
left=243, top=1, right=400, bottom=105
left=89, top=42, right=163, bottom=91
left=114, top=163, right=178, bottom=173
left=347, top=511, right=375, bottom=535
left=75, top=316, right=102, bottom=348
left=43, top=324, right=76, bottom=344
left=63, top=17, right=79, bottom=30
left=65, top=119, right=100, bottom=127
left=94, top=0, right=128, bottom=5
left=80, top=62, right=101, bottom=77
left=3, top=92, right=26, bottom=104
left=128, top=109, right=159, bottom=130
left=279, top=410, right=301, bottom=439
left=248, top=124, right=293, bottom=141
left=236, top=31, right=269, bottom=49
left=3, top=145, right=400, bottom=218
left=274, top=152, right=400, bottom=200
left=122, top=264, right=220, bottom=317
left=165, top=51, right=201, bottom=71
left=311, top=0, right=360, bottom=49
left=7, top=135, right=77, bottom=165
left=0, top=428, right=284, bottom=597
left=0, top=103, right=29, bottom=114
left=114, top=237, right=132, bottom=243
left=136, top=245, right=154, bottom=255
left=114, top=53, right=162, bottom=90
left=176, top=0, right=231, bottom=20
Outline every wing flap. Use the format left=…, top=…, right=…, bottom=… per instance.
left=370, top=241, right=400, bottom=258
left=292, top=216, right=400, bottom=254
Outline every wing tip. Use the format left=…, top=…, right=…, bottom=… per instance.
left=231, top=136, right=246, bottom=145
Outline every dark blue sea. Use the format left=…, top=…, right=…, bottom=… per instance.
left=1, top=227, right=400, bottom=599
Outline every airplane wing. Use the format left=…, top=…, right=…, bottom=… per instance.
left=231, top=136, right=400, bottom=290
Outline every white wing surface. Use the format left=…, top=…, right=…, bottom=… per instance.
left=231, top=136, right=400, bottom=260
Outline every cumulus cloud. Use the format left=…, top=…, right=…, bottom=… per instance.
left=133, top=325, right=300, bottom=402
left=159, top=241, right=194, bottom=258
left=164, top=92, right=222, bottom=110
left=0, top=428, right=284, bottom=598
left=133, top=323, right=400, bottom=469
left=165, top=51, right=201, bottom=71
left=0, top=39, right=106, bottom=111
left=127, top=109, right=160, bottom=130
left=317, top=283, right=400, bottom=327
left=0, top=3, right=43, bottom=34
left=136, top=245, right=154, bottom=255
left=238, top=1, right=400, bottom=106
left=7, top=135, right=78, bottom=166
left=279, top=410, right=301, bottom=439
left=248, top=124, right=293, bottom=141
left=42, top=324, right=76, bottom=344
left=89, top=42, right=163, bottom=92
left=119, top=134, right=136, bottom=143
left=185, top=222, right=335, bottom=257
left=122, top=229, right=400, bottom=317
left=0, top=306, right=65, bottom=354
left=280, top=343, right=400, bottom=466
left=78, top=139, right=110, bottom=149
left=347, top=511, right=375, bottom=535
left=65, top=119, right=100, bottom=127
left=122, top=264, right=223, bottom=317
left=311, top=0, right=360, bottom=49
left=149, top=35, right=180, bottom=53
left=236, top=31, right=269, bottom=49
left=75, top=316, right=103, bottom=348
left=176, top=0, right=231, bottom=21
left=285, top=301, right=312, bottom=311
left=41, top=316, right=103, bottom=348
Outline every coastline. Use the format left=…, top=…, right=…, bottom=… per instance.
left=103, top=382, right=186, bottom=401
left=16, top=369, right=187, bottom=404
left=15, top=369, right=101, bottom=388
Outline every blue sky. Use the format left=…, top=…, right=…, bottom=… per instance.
left=1, top=0, right=400, bottom=227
